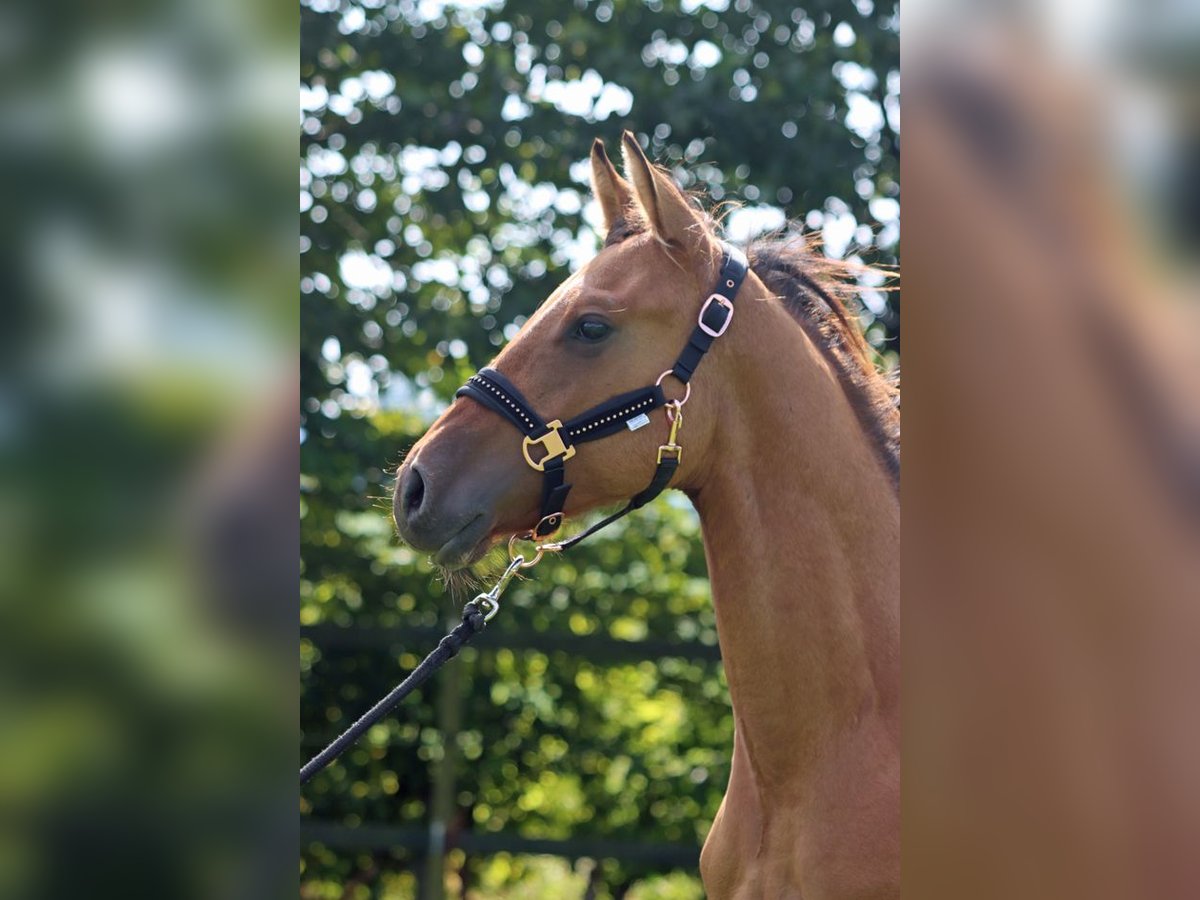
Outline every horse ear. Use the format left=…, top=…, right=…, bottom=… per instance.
left=620, top=130, right=706, bottom=250
left=589, top=138, right=636, bottom=235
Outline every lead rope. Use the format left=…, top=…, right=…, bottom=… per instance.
left=300, top=554, right=531, bottom=785
left=299, top=403, right=687, bottom=787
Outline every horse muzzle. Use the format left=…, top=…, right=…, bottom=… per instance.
left=394, top=459, right=497, bottom=568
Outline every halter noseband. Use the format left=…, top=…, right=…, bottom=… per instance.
left=455, top=242, right=748, bottom=548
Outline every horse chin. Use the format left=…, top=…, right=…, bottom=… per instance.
left=431, top=512, right=495, bottom=571
left=432, top=532, right=512, bottom=599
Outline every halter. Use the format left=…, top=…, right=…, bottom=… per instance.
left=455, top=241, right=748, bottom=549
left=302, top=241, right=749, bottom=787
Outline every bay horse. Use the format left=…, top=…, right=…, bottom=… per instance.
left=394, top=132, right=900, bottom=899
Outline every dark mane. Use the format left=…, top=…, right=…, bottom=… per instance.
left=605, top=218, right=900, bottom=485
left=747, top=235, right=900, bottom=486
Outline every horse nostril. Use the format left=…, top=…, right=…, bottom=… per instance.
left=400, top=465, right=426, bottom=520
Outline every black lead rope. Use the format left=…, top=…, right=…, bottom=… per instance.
left=300, top=601, right=488, bottom=785
left=300, top=243, right=747, bottom=787
left=301, top=559, right=519, bottom=785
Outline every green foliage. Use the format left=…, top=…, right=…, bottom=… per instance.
left=302, top=417, right=728, bottom=895
left=302, top=0, right=898, bottom=895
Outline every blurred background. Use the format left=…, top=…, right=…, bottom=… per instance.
left=300, top=0, right=898, bottom=898
left=0, top=0, right=296, bottom=897
left=903, top=2, right=1200, bottom=899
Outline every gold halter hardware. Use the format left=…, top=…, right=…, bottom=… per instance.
left=521, top=420, right=575, bottom=471
left=508, top=532, right=564, bottom=569
left=655, top=370, right=692, bottom=408
left=511, top=395, right=687, bottom=566
left=657, top=401, right=684, bottom=465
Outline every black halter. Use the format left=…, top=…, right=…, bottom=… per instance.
left=455, top=242, right=748, bottom=547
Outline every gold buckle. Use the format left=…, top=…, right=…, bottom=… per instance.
left=521, top=420, right=575, bottom=471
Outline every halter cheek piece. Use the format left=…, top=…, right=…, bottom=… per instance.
left=455, top=242, right=748, bottom=549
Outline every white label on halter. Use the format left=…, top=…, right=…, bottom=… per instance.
left=626, top=413, right=650, bottom=432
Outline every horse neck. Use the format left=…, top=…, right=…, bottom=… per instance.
left=687, top=283, right=899, bottom=791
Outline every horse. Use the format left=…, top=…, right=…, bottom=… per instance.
left=394, top=131, right=900, bottom=899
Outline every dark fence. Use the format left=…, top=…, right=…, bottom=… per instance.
left=301, top=623, right=724, bottom=898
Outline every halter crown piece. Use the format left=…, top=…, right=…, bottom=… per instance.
left=455, top=241, right=748, bottom=550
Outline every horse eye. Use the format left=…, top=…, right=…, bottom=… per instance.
left=573, top=318, right=613, bottom=344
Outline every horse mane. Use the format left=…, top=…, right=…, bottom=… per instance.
left=747, top=234, right=900, bottom=486
left=605, top=211, right=900, bottom=486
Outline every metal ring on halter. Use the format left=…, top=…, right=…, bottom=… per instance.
left=507, top=533, right=561, bottom=569
left=656, top=369, right=692, bottom=407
